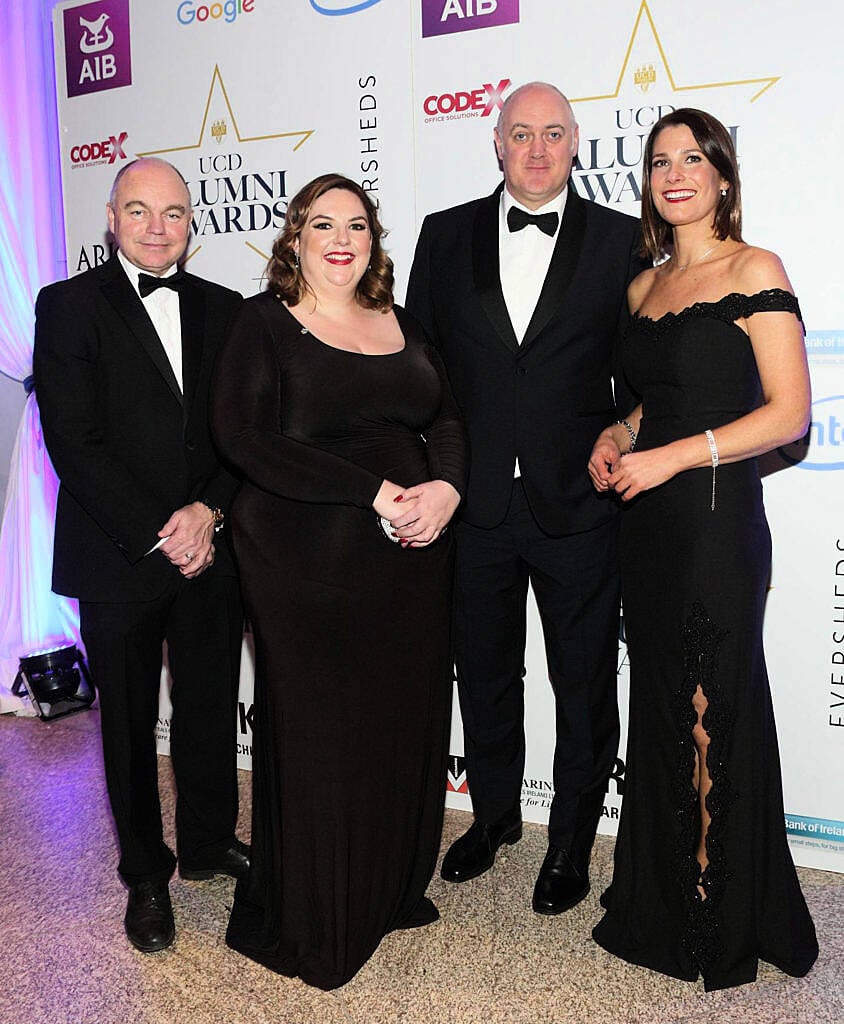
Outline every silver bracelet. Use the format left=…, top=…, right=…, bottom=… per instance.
left=618, top=419, right=637, bottom=453
left=704, top=429, right=719, bottom=511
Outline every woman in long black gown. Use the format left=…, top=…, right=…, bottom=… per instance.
left=588, top=110, right=818, bottom=990
left=212, top=174, right=466, bottom=990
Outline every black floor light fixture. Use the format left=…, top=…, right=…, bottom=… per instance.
left=12, top=643, right=95, bottom=720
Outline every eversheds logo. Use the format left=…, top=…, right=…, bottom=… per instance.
left=422, top=0, right=519, bottom=38
left=177, top=0, right=254, bottom=25
left=423, top=78, right=510, bottom=121
left=69, top=131, right=128, bottom=169
left=779, top=395, right=844, bottom=471
left=309, top=0, right=383, bottom=14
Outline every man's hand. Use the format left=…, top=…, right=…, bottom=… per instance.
left=158, top=502, right=216, bottom=577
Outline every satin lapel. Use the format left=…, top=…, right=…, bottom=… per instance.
left=472, top=188, right=519, bottom=354
left=520, top=187, right=587, bottom=352
left=100, top=259, right=183, bottom=405
left=179, top=281, right=205, bottom=420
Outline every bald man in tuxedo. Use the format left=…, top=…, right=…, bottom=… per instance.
left=407, top=83, right=646, bottom=914
left=34, top=158, right=248, bottom=952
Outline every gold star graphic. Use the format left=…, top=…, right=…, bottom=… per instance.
left=139, top=64, right=314, bottom=156
left=572, top=0, right=779, bottom=107
left=136, top=65, right=312, bottom=266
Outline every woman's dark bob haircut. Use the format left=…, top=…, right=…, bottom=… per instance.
left=266, top=173, right=394, bottom=311
left=641, top=108, right=743, bottom=262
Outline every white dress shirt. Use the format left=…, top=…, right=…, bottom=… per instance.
left=118, top=250, right=183, bottom=552
left=499, top=186, right=568, bottom=345
left=499, top=186, right=568, bottom=476
left=118, top=249, right=183, bottom=391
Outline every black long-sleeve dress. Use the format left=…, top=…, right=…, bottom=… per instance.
left=211, top=294, right=466, bottom=990
left=592, top=289, right=818, bottom=991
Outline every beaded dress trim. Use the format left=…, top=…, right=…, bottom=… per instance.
left=631, top=288, right=802, bottom=335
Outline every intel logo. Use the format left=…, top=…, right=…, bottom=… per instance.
left=309, top=0, right=383, bottom=13
left=778, top=394, right=844, bottom=471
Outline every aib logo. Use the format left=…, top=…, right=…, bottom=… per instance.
left=422, top=0, right=519, bottom=38
left=79, top=12, right=113, bottom=51
left=423, top=78, right=510, bottom=119
left=64, top=0, right=132, bottom=98
left=779, top=395, right=844, bottom=471
left=309, top=0, right=383, bottom=13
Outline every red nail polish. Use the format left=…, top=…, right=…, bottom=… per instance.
left=394, top=494, right=404, bottom=502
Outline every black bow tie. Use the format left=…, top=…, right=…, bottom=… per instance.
left=138, top=271, right=186, bottom=298
left=507, top=206, right=559, bottom=237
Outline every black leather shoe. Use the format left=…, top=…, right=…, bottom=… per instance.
left=124, top=880, right=175, bottom=952
left=532, top=845, right=590, bottom=915
left=441, top=814, right=522, bottom=883
left=180, top=838, right=250, bottom=881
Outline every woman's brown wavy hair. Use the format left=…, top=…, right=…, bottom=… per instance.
left=641, top=108, right=743, bottom=262
left=266, top=173, right=394, bottom=311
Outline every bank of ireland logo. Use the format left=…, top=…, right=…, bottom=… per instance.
left=64, top=0, right=132, bottom=98
left=422, top=0, right=519, bottom=38
left=309, top=0, right=383, bottom=14
left=779, top=395, right=844, bottom=471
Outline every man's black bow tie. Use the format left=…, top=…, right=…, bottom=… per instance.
left=507, top=206, right=559, bottom=237
left=138, top=271, right=186, bottom=298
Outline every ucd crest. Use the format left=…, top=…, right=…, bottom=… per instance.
left=211, top=119, right=227, bottom=144
left=634, top=63, right=656, bottom=93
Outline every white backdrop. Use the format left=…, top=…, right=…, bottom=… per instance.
left=52, top=0, right=843, bottom=871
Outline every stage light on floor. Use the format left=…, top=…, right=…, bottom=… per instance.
left=12, top=644, right=95, bottom=720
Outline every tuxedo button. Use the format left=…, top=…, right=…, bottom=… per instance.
left=185, top=441, right=197, bottom=451
left=517, top=367, right=527, bottom=376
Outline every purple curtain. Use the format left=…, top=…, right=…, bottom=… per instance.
left=0, top=3, right=79, bottom=713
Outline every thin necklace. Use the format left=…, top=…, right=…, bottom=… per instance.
left=673, top=238, right=724, bottom=271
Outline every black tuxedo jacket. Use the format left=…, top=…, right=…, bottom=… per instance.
left=33, top=256, right=243, bottom=602
left=406, top=185, right=646, bottom=536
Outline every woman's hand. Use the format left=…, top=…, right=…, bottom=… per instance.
left=606, top=446, right=680, bottom=501
left=373, top=479, right=409, bottom=519
left=390, top=480, right=460, bottom=547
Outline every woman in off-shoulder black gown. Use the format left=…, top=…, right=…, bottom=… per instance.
left=212, top=175, right=466, bottom=990
left=588, top=110, right=817, bottom=991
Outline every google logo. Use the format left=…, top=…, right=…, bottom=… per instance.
left=177, top=0, right=254, bottom=25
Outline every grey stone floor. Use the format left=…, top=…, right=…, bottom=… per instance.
left=1, top=710, right=841, bottom=1024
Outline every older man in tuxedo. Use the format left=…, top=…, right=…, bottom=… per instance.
left=33, top=158, right=247, bottom=952
left=406, top=82, right=645, bottom=914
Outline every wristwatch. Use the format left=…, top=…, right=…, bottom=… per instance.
left=200, top=501, right=225, bottom=533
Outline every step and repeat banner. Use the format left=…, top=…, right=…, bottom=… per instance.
left=52, top=0, right=842, bottom=870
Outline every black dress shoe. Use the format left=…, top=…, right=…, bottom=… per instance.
left=441, top=814, right=522, bottom=883
left=124, top=880, right=175, bottom=953
left=179, top=838, right=250, bottom=881
left=532, top=845, right=590, bottom=915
